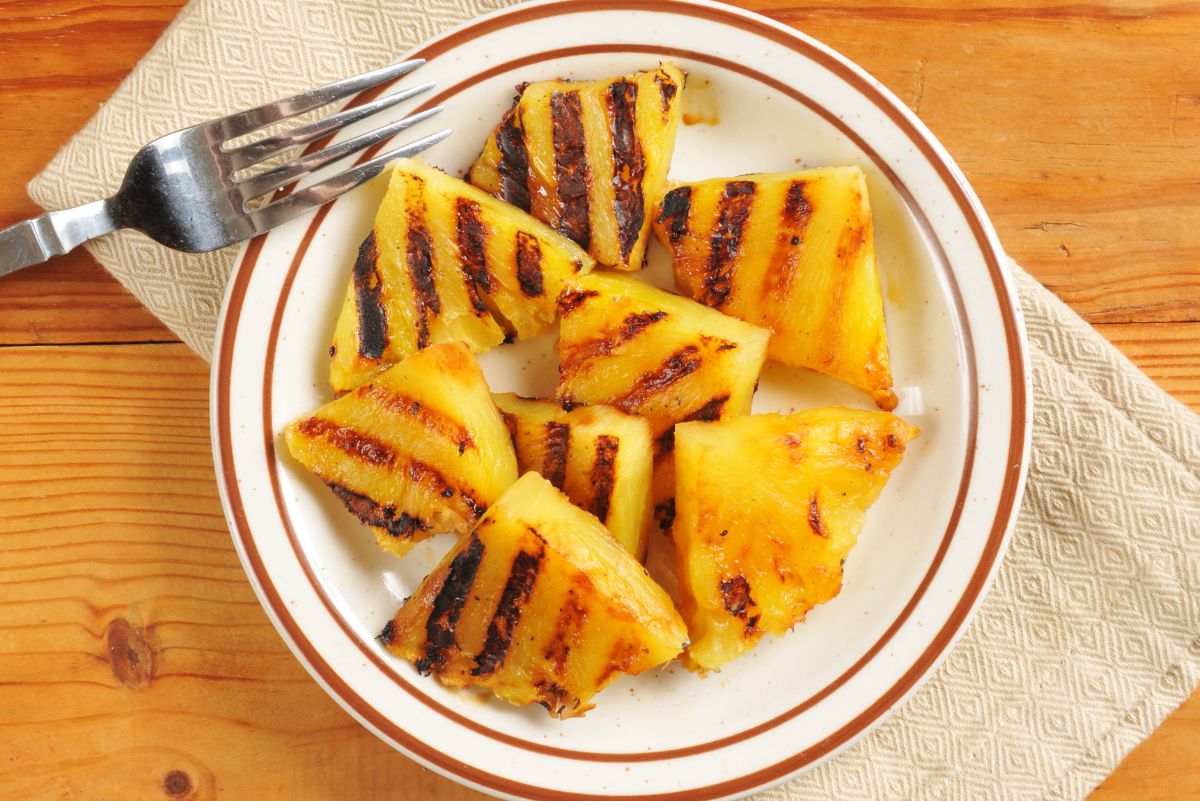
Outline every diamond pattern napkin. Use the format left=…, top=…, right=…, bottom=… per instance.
left=26, top=1, right=1200, bottom=799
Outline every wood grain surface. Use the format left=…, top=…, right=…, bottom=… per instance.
left=0, top=2, right=1196, bottom=800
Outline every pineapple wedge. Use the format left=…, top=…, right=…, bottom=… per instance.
left=556, top=271, right=770, bottom=532
left=493, top=393, right=653, bottom=560
left=652, top=167, right=897, bottom=410
left=468, top=63, right=684, bottom=271
left=330, top=159, right=594, bottom=393
left=673, top=407, right=918, bottom=671
left=285, top=342, right=518, bottom=557
left=380, top=472, right=687, bottom=718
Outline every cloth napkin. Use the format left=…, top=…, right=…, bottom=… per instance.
left=27, top=1, right=1200, bottom=798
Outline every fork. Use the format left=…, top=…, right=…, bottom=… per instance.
left=0, top=59, right=450, bottom=278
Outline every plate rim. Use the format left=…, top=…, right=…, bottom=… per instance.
left=210, top=1, right=1032, bottom=798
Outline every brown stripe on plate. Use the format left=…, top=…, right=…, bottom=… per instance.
left=496, top=106, right=532, bottom=212
left=541, top=420, right=571, bottom=489
left=551, top=90, right=592, bottom=249
left=472, top=540, right=545, bottom=677
left=515, top=231, right=545, bottom=297
left=704, top=180, right=756, bottom=307
left=585, top=434, right=619, bottom=523
left=351, top=230, right=388, bottom=359
left=416, top=534, right=486, bottom=674
left=607, top=79, right=646, bottom=261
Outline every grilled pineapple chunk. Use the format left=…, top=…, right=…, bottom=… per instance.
left=556, top=271, right=770, bottom=531
left=493, top=393, right=653, bottom=560
left=673, top=407, right=918, bottom=671
left=652, top=167, right=897, bottom=410
left=285, top=343, right=518, bottom=557
left=330, top=159, right=594, bottom=393
left=380, top=472, right=687, bottom=717
left=468, top=63, right=684, bottom=271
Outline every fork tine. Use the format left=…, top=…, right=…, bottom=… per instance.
left=237, top=107, right=444, bottom=203
left=225, top=81, right=437, bottom=170
left=247, top=129, right=452, bottom=233
left=217, top=59, right=425, bottom=140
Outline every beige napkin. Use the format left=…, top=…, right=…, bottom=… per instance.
left=28, top=1, right=1200, bottom=798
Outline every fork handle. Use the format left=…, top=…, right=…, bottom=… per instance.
left=0, top=199, right=118, bottom=278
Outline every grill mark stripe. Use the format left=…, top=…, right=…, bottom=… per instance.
left=406, top=205, right=440, bottom=349
left=719, top=575, right=753, bottom=619
left=614, top=344, right=703, bottom=410
left=654, top=393, right=730, bottom=457
left=541, top=421, right=571, bottom=489
left=544, top=587, right=588, bottom=676
left=704, top=180, right=757, bottom=307
left=586, top=435, right=619, bottom=524
left=550, top=91, right=591, bottom=250
left=296, top=418, right=394, bottom=466
left=557, top=288, right=599, bottom=316
left=808, top=492, right=826, bottom=538
left=559, top=310, right=668, bottom=375
left=472, top=540, right=545, bottom=676
left=761, top=180, right=813, bottom=302
left=455, top=197, right=492, bottom=313
left=654, top=70, right=678, bottom=114
left=515, top=231, right=545, bottom=297
left=496, top=107, right=532, bottom=212
left=607, top=79, right=646, bottom=261
left=327, top=482, right=426, bottom=540
left=359, top=386, right=474, bottom=453
left=415, top=534, right=486, bottom=674
left=406, top=458, right=486, bottom=521
left=352, top=231, right=388, bottom=359
left=657, top=186, right=692, bottom=246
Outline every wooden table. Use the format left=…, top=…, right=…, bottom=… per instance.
left=1, top=1, right=1196, bottom=799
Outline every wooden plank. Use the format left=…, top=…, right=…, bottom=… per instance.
left=0, top=343, right=483, bottom=801
left=1091, top=688, right=1200, bottom=801
left=1094, top=322, right=1200, bottom=413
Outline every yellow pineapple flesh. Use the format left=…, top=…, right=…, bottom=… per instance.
left=468, top=63, right=684, bottom=271
left=330, top=159, right=594, bottom=393
left=672, top=407, right=918, bottom=671
left=285, top=343, right=518, bottom=557
left=652, top=166, right=897, bottom=410
left=556, top=270, right=770, bottom=534
left=492, top=393, right=653, bottom=560
left=381, top=472, right=687, bottom=718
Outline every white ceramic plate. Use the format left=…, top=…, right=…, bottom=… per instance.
left=211, top=1, right=1031, bottom=798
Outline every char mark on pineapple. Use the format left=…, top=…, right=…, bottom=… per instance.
left=607, top=79, right=646, bottom=260
left=454, top=197, right=492, bottom=312
left=557, top=288, right=599, bottom=316
left=808, top=492, right=826, bottom=538
left=351, top=230, right=389, bottom=359
left=559, top=311, right=669, bottom=375
left=719, top=575, right=754, bottom=620
left=597, top=638, right=644, bottom=686
left=297, top=418, right=394, bottom=466
left=357, top=386, right=475, bottom=453
left=704, top=180, right=756, bottom=307
left=654, top=69, right=678, bottom=114
left=654, top=498, right=676, bottom=531
left=544, top=586, right=589, bottom=674
left=616, top=345, right=703, bottom=410
left=327, top=482, right=427, bottom=540
left=656, top=393, right=731, bottom=457
left=515, top=231, right=545, bottom=297
left=496, top=107, right=532, bottom=211
left=541, top=421, right=571, bottom=489
left=377, top=619, right=396, bottom=645
left=406, top=216, right=441, bottom=349
left=472, top=541, right=545, bottom=676
left=535, top=680, right=578, bottom=718
left=550, top=91, right=592, bottom=250
left=657, top=186, right=692, bottom=245
left=406, top=457, right=485, bottom=520
left=586, top=435, right=619, bottom=523
left=762, top=180, right=812, bottom=300
left=416, top=534, right=486, bottom=674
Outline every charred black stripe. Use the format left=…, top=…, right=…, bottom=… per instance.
left=559, top=310, right=669, bottom=376
left=541, top=421, right=571, bottom=489
left=654, top=499, right=676, bottom=532
left=297, top=418, right=394, bottom=466
left=656, top=393, right=731, bottom=458
left=719, top=575, right=753, bottom=619
left=327, top=482, right=426, bottom=540
left=657, top=186, right=692, bottom=246
left=550, top=91, right=591, bottom=250
left=496, top=108, right=532, bottom=212
left=704, top=180, right=757, bottom=307
left=785, top=179, right=810, bottom=219
left=654, top=70, right=678, bottom=114
left=515, top=231, right=544, bottom=297
left=352, top=231, right=388, bottom=359
left=472, top=541, right=545, bottom=676
left=557, top=288, right=599, bottom=315
left=454, top=197, right=491, bottom=313
left=763, top=180, right=813, bottom=301
left=808, top=492, right=825, bottom=538
left=544, top=588, right=587, bottom=676
left=586, top=435, right=619, bottom=523
left=416, top=534, right=486, bottom=674
left=616, top=345, right=703, bottom=410
left=607, top=79, right=646, bottom=261
left=406, top=458, right=485, bottom=521
left=406, top=216, right=440, bottom=349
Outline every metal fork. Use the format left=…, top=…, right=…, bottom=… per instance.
left=0, top=60, right=450, bottom=278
